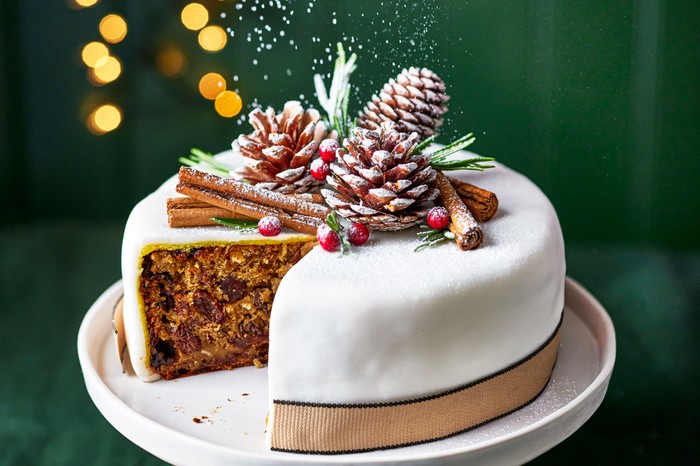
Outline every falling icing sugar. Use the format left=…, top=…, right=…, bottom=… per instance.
left=214, top=0, right=460, bottom=129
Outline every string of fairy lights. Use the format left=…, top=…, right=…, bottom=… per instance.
left=71, top=0, right=243, bottom=135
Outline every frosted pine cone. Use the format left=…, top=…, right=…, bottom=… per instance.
left=321, top=122, right=439, bottom=231
left=235, top=101, right=328, bottom=194
left=357, top=67, right=449, bottom=139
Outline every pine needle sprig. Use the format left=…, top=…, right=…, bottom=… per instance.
left=414, top=225, right=455, bottom=252
left=314, top=43, right=357, bottom=140
left=421, top=133, right=496, bottom=172
left=414, top=135, right=436, bottom=153
left=179, top=148, right=235, bottom=178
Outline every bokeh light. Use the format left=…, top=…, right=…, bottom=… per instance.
left=87, top=104, right=122, bottom=134
left=91, top=55, right=122, bottom=84
left=81, top=41, right=109, bottom=68
left=198, top=25, right=227, bottom=52
left=155, top=47, right=188, bottom=77
left=99, top=14, right=127, bottom=44
left=214, top=90, right=242, bottom=118
left=198, top=73, right=226, bottom=100
left=181, top=3, right=209, bottom=31
left=70, top=0, right=99, bottom=8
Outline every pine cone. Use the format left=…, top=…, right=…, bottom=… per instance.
left=357, top=67, right=449, bottom=139
left=235, top=101, right=328, bottom=194
left=321, top=122, right=439, bottom=231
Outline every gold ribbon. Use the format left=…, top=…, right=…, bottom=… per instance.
left=270, top=314, right=563, bottom=454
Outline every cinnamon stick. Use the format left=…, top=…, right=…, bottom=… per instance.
left=167, top=194, right=324, bottom=228
left=167, top=198, right=249, bottom=227
left=288, top=193, right=325, bottom=204
left=176, top=176, right=325, bottom=235
left=447, top=177, right=499, bottom=222
left=178, top=167, right=330, bottom=220
left=435, top=171, right=483, bottom=250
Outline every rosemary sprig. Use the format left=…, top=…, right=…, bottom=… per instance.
left=430, top=157, right=496, bottom=171
left=211, top=217, right=259, bottom=232
left=414, top=135, right=436, bottom=153
left=325, top=210, right=342, bottom=231
left=179, top=148, right=235, bottom=178
left=428, top=133, right=475, bottom=162
left=314, top=43, right=357, bottom=140
left=422, top=133, right=496, bottom=171
left=414, top=225, right=456, bottom=252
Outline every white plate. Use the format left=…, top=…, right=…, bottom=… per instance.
left=78, top=277, right=615, bottom=465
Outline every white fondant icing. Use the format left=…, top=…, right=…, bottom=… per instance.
left=121, top=151, right=315, bottom=381
left=121, top=150, right=565, bottom=433
left=266, top=160, right=565, bottom=406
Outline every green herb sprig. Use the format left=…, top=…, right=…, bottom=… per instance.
left=211, top=217, right=259, bottom=232
left=179, top=148, right=236, bottom=178
left=424, top=133, right=495, bottom=172
left=414, top=225, right=455, bottom=252
left=324, top=210, right=351, bottom=254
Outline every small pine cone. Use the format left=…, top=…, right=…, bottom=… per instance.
left=322, top=122, right=439, bottom=231
left=234, top=101, right=328, bottom=194
left=357, top=67, right=449, bottom=139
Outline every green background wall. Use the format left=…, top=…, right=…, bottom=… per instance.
left=1, top=0, right=698, bottom=247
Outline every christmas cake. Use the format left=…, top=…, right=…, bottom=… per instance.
left=120, top=151, right=564, bottom=453
left=119, top=47, right=565, bottom=454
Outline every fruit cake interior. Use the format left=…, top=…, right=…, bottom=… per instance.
left=139, top=241, right=314, bottom=380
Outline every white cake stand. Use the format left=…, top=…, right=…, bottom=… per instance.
left=78, top=277, right=615, bottom=466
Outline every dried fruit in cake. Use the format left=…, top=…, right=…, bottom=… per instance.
left=235, top=100, right=329, bottom=193
left=321, top=122, right=440, bottom=231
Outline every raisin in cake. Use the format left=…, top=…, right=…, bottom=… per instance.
left=121, top=152, right=565, bottom=453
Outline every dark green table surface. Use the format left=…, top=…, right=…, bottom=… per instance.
left=1, top=222, right=698, bottom=465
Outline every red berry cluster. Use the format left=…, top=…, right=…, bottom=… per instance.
left=311, top=139, right=340, bottom=180
left=317, top=212, right=370, bottom=252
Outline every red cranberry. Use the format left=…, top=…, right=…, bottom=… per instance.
left=347, top=223, right=370, bottom=246
left=258, top=216, right=282, bottom=236
left=316, top=224, right=340, bottom=252
left=310, top=158, right=330, bottom=180
left=318, top=139, right=340, bottom=163
left=427, top=206, right=450, bottom=229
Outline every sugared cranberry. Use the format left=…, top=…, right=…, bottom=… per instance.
left=310, top=158, right=330, bottom=180
left=318, top=139, right=340, bottom=163
left=347, top=223, right=370, bottom=246
left=258, top=216, right=282, bottom=236
left=427, top=206, right=450, bottom=229
left=317, top=224, right=340, bottom=252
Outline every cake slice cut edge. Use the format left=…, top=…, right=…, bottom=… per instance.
left=121, top=183, right=318, bottom=382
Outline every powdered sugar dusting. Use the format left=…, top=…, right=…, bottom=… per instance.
left=270, top=155, right=566, bottom=404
